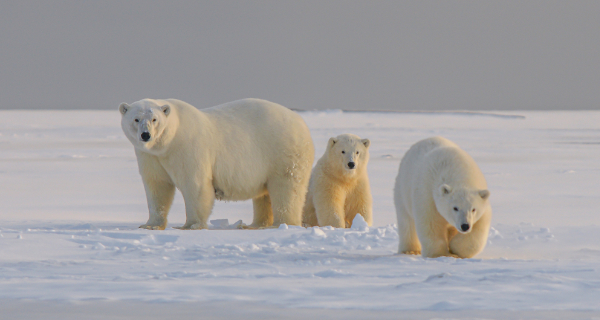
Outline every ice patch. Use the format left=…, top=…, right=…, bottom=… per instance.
left=140, top=235, right=178, bottom=245
left=230, top=220, right=243, bottom=229
left=428, top=300, right=460, bottom=311
left=209, top=219, right=244, bottom=230
left=314, top=269, right=350, bottom=278
left=210, top=219, right=229, bottom=229
left=316, top=109, right=344, bottom=115
left=424, top=272, right=452, bottom=282
left=65, top=224, right=99, bottom=231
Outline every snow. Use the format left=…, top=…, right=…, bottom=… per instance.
left=350, top=213, right=369, bottom=231
left=1, top=110, right=600, bottom=317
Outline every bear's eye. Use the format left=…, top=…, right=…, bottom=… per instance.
left=134, top=119, right=139, bottom=123
left=152, top=118, right=157, bottom=122
left=341, top=151, right=345, bottom=154
left=453, top=207, right=458, bottom=211
left=472, top=208, right=476, bottom=212
left=356, top=151, right=359, bottom=155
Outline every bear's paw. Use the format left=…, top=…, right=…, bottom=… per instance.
left=174, top=222, right=208, bottom=230
left=139, top=224, right=166, bottom=230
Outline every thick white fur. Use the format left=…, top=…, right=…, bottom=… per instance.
left=120, top=98, right=314, bottom=230
left=302, top=134, right=372, bottom=228
left=393, top=136, right=491, bottom=258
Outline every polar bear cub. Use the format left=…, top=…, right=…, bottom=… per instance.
left=120, top=98, right=314, bottom=230
left=394, top=136, right=491, bottom=258
left=302, top=134, right=372, bottom=228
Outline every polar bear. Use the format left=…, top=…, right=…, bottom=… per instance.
left=302, top=134, right=372, bottom=228
left=119, top=98, right=314, bottom=230
left=394, top=136, right=491, bottom=258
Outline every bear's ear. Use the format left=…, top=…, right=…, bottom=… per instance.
left=119, top=103, right=129, bottom=115
left=361, top=138, right=370, bottom=148
left=328, top=137, right=338, bottom=149
left=161, top=105, right=171, bottom=116
left=479, top=189, right=490, bottom=200
left=440, top=184, right=452, bottom=195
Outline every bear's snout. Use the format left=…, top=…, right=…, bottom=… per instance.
left=141, top=132, right=151, bottom=142
left=460, top=223, right=470, bottom=232
left=348, top=162, right=355, bottom=169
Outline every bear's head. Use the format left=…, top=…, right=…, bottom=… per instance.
left=433, top=184, right=490, bottom=234
left=326, top=133, right=370, bottom=176
left=119, top=99, right=174, bottom=153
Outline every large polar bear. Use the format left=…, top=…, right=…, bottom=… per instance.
left=119, top=98, right=314, bottom=230
left=302, top=134, right=372, bottom=228
left=394, top=136, right=491, bottom=258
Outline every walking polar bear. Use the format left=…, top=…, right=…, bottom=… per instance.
left=119, top=98, right=314, bottom=230
left=394, top=136, right=491, bottom=258
left=302, top=134, right=372, bottom=228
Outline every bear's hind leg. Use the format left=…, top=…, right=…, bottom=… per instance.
left=267, top=177, right=306, bottom=226
left=250, top=194, right=274, bottom=228
left=177, top=180, right=215, bottom=230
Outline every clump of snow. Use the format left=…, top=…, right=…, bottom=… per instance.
left=311, top=227, right=326, bottom=238
left=351, top=214, right=369, bottom=231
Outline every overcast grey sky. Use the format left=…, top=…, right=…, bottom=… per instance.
left=1, top=1, right=599, bottom=111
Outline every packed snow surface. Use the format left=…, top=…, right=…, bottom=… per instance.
left=1, top=110, right=600, bottom=311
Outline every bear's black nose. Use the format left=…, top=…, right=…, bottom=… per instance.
left=460, top=224, right=470, bottom=232
left=348, top=162, right=355, bottom=169
left=141, top=132, right=151, bottom=142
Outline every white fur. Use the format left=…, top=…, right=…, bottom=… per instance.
left=393, top=136, right=491, bottom=258
left=120, top=98, right=314, bottom=230
left=302, top=134, right=372, bottom=228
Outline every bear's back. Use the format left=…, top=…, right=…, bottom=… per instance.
left=204, top=98, right=298, bottom=124
left=205, top=99, right=307, bottom=143
left=398, top=136, right=456, bottom=182
left=396, top=136, right=486, bottom=200
left=201, top=98, right=314, bottom=201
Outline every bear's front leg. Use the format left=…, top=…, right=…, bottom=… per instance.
left=301, top=189, right=319, bottom=227
left=313, top=185, right=346, bottom=228
left=449, top=209, right=492, bottom=258
left=395, top=203, right=421, bottom=255
left=413, top=204, right=457, bottom=258
left=137, top=152, right=176, bottom=230
left=344, top=180, right=373, bottom=227
left=176, top=180, right=215, bottom=230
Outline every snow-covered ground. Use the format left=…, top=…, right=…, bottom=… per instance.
left=1, top=109, right=600, bottom=318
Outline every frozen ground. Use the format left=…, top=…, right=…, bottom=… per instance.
left=1, top=109, right=600, bottom=319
